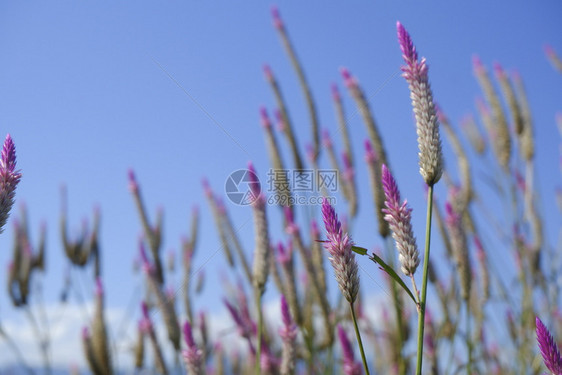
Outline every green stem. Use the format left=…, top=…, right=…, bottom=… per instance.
left=255, top=290, right=263, bottom=375
left=415, top=184, right=435, bottom=375
left=386, top=237, right=406, bottom=375
left=350, top=302, right=370, bottom=375
left=466, top=303, right=472, bottom=374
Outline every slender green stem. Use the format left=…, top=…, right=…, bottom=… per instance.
left=350, top=302, right=370, bottom=375
left=385, top=238, right=406, bottom=375
left=466, top=303, right=472, bottom=374
left=415, top=184, right=435, bottom=375
left=255, top=290, right=263, bottom=375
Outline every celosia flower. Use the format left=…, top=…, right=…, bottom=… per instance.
left=381, top=164, right=420, bottom=276
left=397, top=22, right=443, bottom=186
left=0, top=134, right=21, bottom=233
left=536, top=317, right=562, bottom=374
left=182, top=321, right=204, bottom=375
left=337, top=325, right=363, bottom=375
left=321, top=201, right=359, bottom=304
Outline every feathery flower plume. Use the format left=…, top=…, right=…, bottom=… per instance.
left=182, top=321, right=204, bottom=375
left=445, top=201, right=471, bottom=301
left=365, top=140, right=389, bottom=237
left=536, top=317, right=562, bottom=374
left=472, top=56, right=511, bottom=170
left=338, top=326, right=363, bottom=375
left=139, top=301, right=168, bottom=375
left=321, top=201, right=359, bottom=304
left=545, top=44, right=562, bottom=73
left=279, top=295, right=298, bottom=375
left=397, top=22, right=443, bottom=186
left=381, top=164, right=420, bottom=276
left=0, top=135, right=21, bottom=233
left=460, top=114, right=486, bottom=155
left=248, top=162, right=270, bottom=295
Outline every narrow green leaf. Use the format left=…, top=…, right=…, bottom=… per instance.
left=351, top=245, right=368, bottom=256
left=353, top=246, right=417, bottom=304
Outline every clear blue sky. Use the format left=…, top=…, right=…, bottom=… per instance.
left=0, top=1, right=560, bottom=369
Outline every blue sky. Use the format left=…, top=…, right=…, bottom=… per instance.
left=0, top=1, right=561, bottom=369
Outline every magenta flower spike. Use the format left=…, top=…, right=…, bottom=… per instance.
left=536, top=317, right=562, bottom=374
left=182, top=321, right=204, bottom=375
left=259, top=106, right=271, bottom=129
left=337, top=325, right=363, bottom=375
left=397, top=22, right=443, bottom=186
left=0, top=135, right=21, bottom=233
left=271, top=5, right=284, bottom=30
left=321, top=200, right=359, bottom=304
left=381, top=164, right=420, bottom=276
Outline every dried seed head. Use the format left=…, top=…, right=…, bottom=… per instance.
left=445, top=201, right=471, bottom=301
left=397, top=22, right=443, bottom=186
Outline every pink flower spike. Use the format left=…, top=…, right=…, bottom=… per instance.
left=263, top=64, right=273, bottom=81
left=247, top=162, right=262, bottom=203
left=274, top=109, right=285, bottom=132
left=331, top=83, right=341, bottom=102
left=340, top=67, right=356, bottom=88
left=0, top=135, right=22, bottom=233
left=545, top=44, right=555, bottom=58
left=472, top=55, right=484, bottom=73
left=260, top=107, right=271, bottom=128
left=201, top=178, right=212, bottom=198
left=95, top=277, right=103, bottom=297
left=321, top=201, right=359, bottom=304
left=381, top=164, right=420, bottom=276
left=493, top=61, right=506, bottom=78
left=536, top=317, right=562, bottom=374
left=271, top=5, right=284, bottom=30
left=337, top=325, right=363, bottom=375
left=322, top=129, right=333, bottom=148
left=364, top=140, right=376, bottom=163
left=396, top=21, right=418, bottom=66
left=127, top=169, right=138, bottom=192
left=182, top=321, right=204, bottom=375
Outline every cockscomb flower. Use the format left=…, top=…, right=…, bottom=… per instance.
left=337, top=325, right=363, bottom=375
left=536, top=317, right=562, bottom=374
left=381, top=164, right=420, bottom=276
left=321, top=201, right=359, bottom=304
left=397, top=22, right=443, bottom=186
left=279, top=295, right=297, bottom=375
left=0, top=135, right=22, bottom=233
left=182, top=321, right=204, bottom=375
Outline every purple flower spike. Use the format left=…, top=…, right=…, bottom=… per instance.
left=263, top=64, right=273, bottom=82
left=337, top=325, right=363, bottom=375
left=271, top=6, right=284, bottom=30
left=322, top=129, right=333, bottom=148
left=331, top=83, right=341, bottom=102
left=127, top=169, right=138, bottom=192
left=247, top=162, right=262, bottom=204
left=381, top=164, right=420, bottom=276
left=0, top=134, right=22, bottom=233
left=182, top=321, right=204, bottom=375
left=397, top=22, right=443, bottom=186
left=321, top=201, right=359, bottom=304
left=396, top=21, right=418, bottom=67
left=95, top=277, right=103, bottom=297
left=260, top=106, right=271, bottom=128
left=536, top=317, right=562, bottom=374
left=364, top=140, right=376, bottom=163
